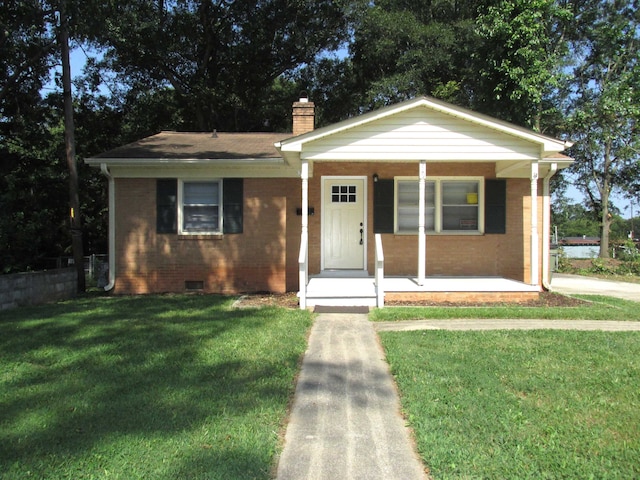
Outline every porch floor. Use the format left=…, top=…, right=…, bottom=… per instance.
left=304, top=274, right=540, bottom=307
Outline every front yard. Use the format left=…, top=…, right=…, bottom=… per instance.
left=2, top=291, right=639, bottom=479
left=0, top=295, right=312, bottom=479
left=381, top=329, right=640, bottom=479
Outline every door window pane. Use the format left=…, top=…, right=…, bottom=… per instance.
left=331, top=185, right=357, bottom=203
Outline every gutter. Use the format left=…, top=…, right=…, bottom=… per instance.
left=100, top=164, right=116, bottom=291
left=542, top=163, right=558, bottom=291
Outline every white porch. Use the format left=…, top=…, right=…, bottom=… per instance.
left=303, top=272, right=540, bottom=308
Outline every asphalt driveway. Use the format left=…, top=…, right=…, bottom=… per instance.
left=551, top=273, right=640, bottom=301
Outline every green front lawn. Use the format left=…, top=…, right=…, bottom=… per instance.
left=0, top=295, right=312, bottom=480
left=371, top=295, right=640, bottom=321
left=380, top=330, right=640, bottom=479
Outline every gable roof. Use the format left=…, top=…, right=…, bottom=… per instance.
left=277, top=96, right=573, bottom=157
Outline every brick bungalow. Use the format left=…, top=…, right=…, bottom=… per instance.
left=86, top=96, right=573, bottom=308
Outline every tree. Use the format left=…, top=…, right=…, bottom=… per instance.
left=565, top=0, right=640, bottom=258
left=349, top=0, right=484, bottom=111
left=79, top=0, right=350, bottom=132
left=552, top=198, right=601, bottom=238
left=0, top=0, right=57, bottom=115
left=1, top=2, right=112, bottom=274
left=474, top=0, right=572, bottom=130
left=59, top=2, right=85, bottom=291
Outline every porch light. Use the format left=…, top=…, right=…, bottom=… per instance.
left=373, top=173, right=379, bottom=182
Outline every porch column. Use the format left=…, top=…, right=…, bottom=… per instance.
left=530, top=161, right=539, bottom=285
left=418, top=160, right=426, bottom=285
left=298, top=160, right=309, bottom=308
left=301, top=160, right=309, bottom=239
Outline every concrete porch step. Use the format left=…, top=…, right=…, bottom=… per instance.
left=304, top=277, right=377, bottom=307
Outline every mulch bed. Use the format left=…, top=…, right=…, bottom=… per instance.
left=233, top=291, right=588, bottom=309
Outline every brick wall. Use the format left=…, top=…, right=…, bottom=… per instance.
left=113, top=177, right=300, bottom=295
left=0, top=268, right=77, bottom=311
left=309, top=162, right=539, bottom=283
left=112, top=161, right=545, bottom=294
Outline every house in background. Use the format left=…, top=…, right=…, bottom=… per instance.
left=559, top=237, right=601, bottom=259
left=86, top=96, right=573, bottom=308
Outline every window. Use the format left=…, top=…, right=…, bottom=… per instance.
left=395, top=177, right=482, bottom=233
left=397, top=181, right=435, bottom=231
left=441, top=180, right=479, bottom=231
left=179, top=180, right=221, bottom=233
left=157, top=179, right=243, bottom=235
left=331, top=184, right=357, bottom=203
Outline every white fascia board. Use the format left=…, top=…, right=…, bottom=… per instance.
left=495, top=158, right=573, bottom=179
left=107, top=164, right=299, bottom=178
left=86, top=157, right=299, bottom=178
left=85, top=157, right=286, bottom=167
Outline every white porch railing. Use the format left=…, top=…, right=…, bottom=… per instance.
left=374, top=233, right=385, bottom=308
left=298, top=233, right=308, bottom=309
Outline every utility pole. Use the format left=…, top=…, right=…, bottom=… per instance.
left=59, top=3, right=86, bottom=292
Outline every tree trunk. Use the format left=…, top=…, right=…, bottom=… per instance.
left=59, top=4, right=86, bottom=292
left=600, top=204, right=611, bottom=258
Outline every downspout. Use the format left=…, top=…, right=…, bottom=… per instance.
left=530, top=162, right=539, bottom=286
left=542, top=163, right=558, bottom=291
left=100, top=163, right=115, bottom=291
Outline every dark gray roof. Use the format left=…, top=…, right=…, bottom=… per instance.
left=92, top=131, right=292, bottom=160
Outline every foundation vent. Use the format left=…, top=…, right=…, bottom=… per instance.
left=185, top=280, right=204, bottom=291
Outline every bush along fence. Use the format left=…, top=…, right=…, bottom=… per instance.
left=0, top=268, right=77, bottom=311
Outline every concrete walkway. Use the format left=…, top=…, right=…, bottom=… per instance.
left=551, top=273, right=640, bottom=301
left=375, top=318, right=640, bottom=332
left=275, top=313, right=428, bottom=480
left=275, top=275, right=640, bottom=479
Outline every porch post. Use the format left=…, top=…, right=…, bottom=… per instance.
left=298, top=160, right=309, bottom=308
left=530, top=161, right=539, bottom=286
left=418, top=160, right=426, bottom=285
left=301, top=160, right=309, bottom=240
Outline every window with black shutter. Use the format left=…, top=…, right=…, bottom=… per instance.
left=156, top=178, right=244, bottom=235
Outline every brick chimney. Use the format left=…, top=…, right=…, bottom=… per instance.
left=292, top=92, right=315, bottom=136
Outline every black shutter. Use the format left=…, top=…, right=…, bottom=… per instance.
left=485, top=179, right=506, bottom=234
left=157, top=179, right=177, bottom=234
left=374, top=179, right=395, bottom=233
left=223, top=178, right=243, bottom=234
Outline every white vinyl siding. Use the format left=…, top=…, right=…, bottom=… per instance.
left=395, top=177, right=483, bottom=234
left=301, top=108, right=540, bottom=161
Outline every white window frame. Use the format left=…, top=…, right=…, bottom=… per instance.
left=394, top=176, right=484, bottom=234
left=177, top=179, right=223, bottom=235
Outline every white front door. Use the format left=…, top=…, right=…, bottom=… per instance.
left=322, top=177, right=366, bottom=270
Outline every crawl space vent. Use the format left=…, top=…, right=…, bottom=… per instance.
left=185, top=280, right=204, bottom=291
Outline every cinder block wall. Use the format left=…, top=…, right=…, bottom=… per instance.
left=0, top=268, right=77, bottom=311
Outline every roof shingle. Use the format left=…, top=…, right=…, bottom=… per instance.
left=93, top=131, right=292, bottom=160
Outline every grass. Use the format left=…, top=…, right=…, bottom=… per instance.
left=0, top=294, right=312, bottom=480
left=380, top=330, right=640, bottom=479
left=370, top=295, right=640, bottom=321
